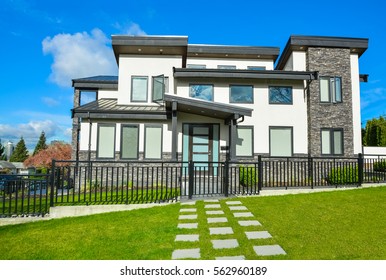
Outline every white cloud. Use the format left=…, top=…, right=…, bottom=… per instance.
left=42, top=28, right=118, bottom=87
left=112, top=22, right=147, bottom=36
left=0, top=120, right=58, bottom=149
left=42, top=97, right=60, bottom=107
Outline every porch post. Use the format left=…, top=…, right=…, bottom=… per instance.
left=229, top=115, right=238, bottom=161
left=171, top=101, right=178, bottom=161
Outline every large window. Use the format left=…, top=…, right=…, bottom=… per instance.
left=236, top=126, right=253, bottom=157
left=131, top=76, right=148, bottom=102
left=269, top=86, right=293, bottom=104
left=120, top=125, right=139, bottom=159
left=80, top=91, right=97, bottom=106
left=230, top=85, right=253, bottom=104
left=270, top=127, right=293, bottom=157
left=189, top=84, right=214, bottom=101
left=144, top=125, right=163, bottom=159
left=321, top=128, right=343, bottom=155
left=97, top=124, right=115, bottom=159
left=320, top=76, right=342, bottom=103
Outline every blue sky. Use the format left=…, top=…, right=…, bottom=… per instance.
left=0, top=0, right=385, bottom=151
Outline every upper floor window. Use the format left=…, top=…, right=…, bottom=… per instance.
left=269, top=86, right=293, bottom=104
left=189, top=84, right=214, bottom=101
left=247, top=66, right=266, bottom=70
left=187, top=64, right=206, bottom=69
left=230, top=85, right=253, bottom=104
left=131, top=76, right=148, bottom=102
left=320, top=76, right=342, bottom=103
left=80, top=91, right=97, bottom=106
left=218, top=65, right=236, bottom=69
left=321, top=128, right=343, bottom=155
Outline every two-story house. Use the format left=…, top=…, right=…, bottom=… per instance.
left=71, top=35, right=368, bottom=164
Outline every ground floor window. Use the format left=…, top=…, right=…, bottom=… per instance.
left=144, top=125, right=163, bottom=159
left=269, top=127, right=293, bottom=157
left=120, top=125, right=139, bottom=159
left=236, top=126, right=254, bottom=157
left=97, top=124, right=115, bottom=159
left=321, top=128, right=343, bottom=155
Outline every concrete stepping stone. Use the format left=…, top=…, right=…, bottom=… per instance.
left=233, top=212, right=254, bottom=218
left=212, top=239, right=239, bottom=249
left=204, top=204, right=221, bottom=209
left=181, top=201, right=196, bottom=206
left=216, top=255, right=245, bottom=260
left=172, top=248, right=200, bottom=259
left=179, top=214, right=197, bottom=220
left=207, top=217, right=228, bottom=224
left=204, top=199, right=219, bottom=203
left=180, top=208, right=197, bottom=213
left=175, top=234, right=199, bottom=242
left=238, top=220, right=262, bottom=226
left=225, top=201, right=242, bottom=205
left=253, top=245, right=286, bottom=256
left=177, top=223, right=198, bottom=229
left=206, top=210, right=224, bottom=215
left=245, top=231, right=272, bottom=239
left=229, top=206, right=248, bottom=211
left=209, top=227, right=234, bottom=235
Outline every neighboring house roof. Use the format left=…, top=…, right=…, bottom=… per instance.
left=276, top=35, right=369, bottom=70
left=0, top=161, right=16, bottom=169
left=11, top=162, right=25, bottom=169
left=173, top=68, right=318, bottom=81
left=72, top=75, right=118, bottom=90
left=72, top=98, right=168, bottom=120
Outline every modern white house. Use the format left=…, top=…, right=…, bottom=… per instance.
left=71, top=35, right=368, bottom=163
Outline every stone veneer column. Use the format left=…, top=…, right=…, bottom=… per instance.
left=71, top=89, right=80, bottom=161
left=306, top=48, right=354, bottom=157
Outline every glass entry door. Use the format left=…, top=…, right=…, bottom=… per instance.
left=189, top=124, right=213, bottom=165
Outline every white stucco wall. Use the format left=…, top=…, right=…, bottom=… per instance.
left=350, top=53, right=362, bottom=154
left=186, top=57, right=274, bottom=70
left=117, top=55, right=183, bottom=104
left=98, top=89, right=118, bottom=99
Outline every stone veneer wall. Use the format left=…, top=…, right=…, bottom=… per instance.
left=306, top=47, right=354, bottom=157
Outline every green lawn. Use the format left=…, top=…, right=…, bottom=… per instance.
left=0, top=186, right=385, bottom=260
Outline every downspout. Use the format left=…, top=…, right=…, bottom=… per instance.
left=87, top=112, right=92, bottom=163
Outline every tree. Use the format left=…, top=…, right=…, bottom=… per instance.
left=0, top=140, right=6, bottom=160
left=33, top=131, right=48, bottom=156
left=9, top=137, right=29, bottom=162
left=24, top=142, right=71, bottom=168
left=363, top=116, right=386, bottom=146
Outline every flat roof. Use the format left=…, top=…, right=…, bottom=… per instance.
left=72, top=76, right=118, bottom=90
left=276, top=35, right=369, bottom=70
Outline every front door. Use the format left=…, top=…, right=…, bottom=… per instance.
left=189, top=124, right=213, bottom=165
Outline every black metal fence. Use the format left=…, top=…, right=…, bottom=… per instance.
left=1, top=154, right=385, bottom=217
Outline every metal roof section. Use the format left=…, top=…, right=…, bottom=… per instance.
left=164, top=94, right=253, bottom=119
left=112, top=35, right=189, bottom=63
left=0, top=161, right=16, bottom=169
left=72, top=99, right=168, bottom=120
left=174, top=68, right=318, bottom=81
left=188, top=44, right=280, bottom=61
left=276, top=35, right=369, bottom=70
left=72, top=75, right=118, bottom=90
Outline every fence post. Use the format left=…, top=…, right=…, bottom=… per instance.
left=258, top=155, right=263, bottom=193
left=308, top=155, right=314, bottom=189
left=224, top=160, right=229, bottom=197
left=188, top=160, right=194, bottom=199
left=50, top=160, right=55, bottom=207
left=358, top=153, right=364, bottom=186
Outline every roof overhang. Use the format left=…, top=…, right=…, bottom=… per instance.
left=174, top=68, right=318, bottom=81
left=164, top=94, right=252, bottom=120
left=112, top=35, right=188, bottom=64
left=188, top=44, right=280, bottom=61
left=72, top=76, right=118, bottom=90
left=72, top=99, right=169, bottom=120
left=276, top=35, right=369, bottom=70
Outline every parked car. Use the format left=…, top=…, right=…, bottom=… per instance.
left=28, top=181, right=47, bottom=196
left=0, top=174, right=23, bottom=194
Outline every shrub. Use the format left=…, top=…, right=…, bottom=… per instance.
left=327, top=165, right=358, bottom=185
left=373, top=160, right=386, bottom=172
left=239, top=165, right=258, bottom=187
